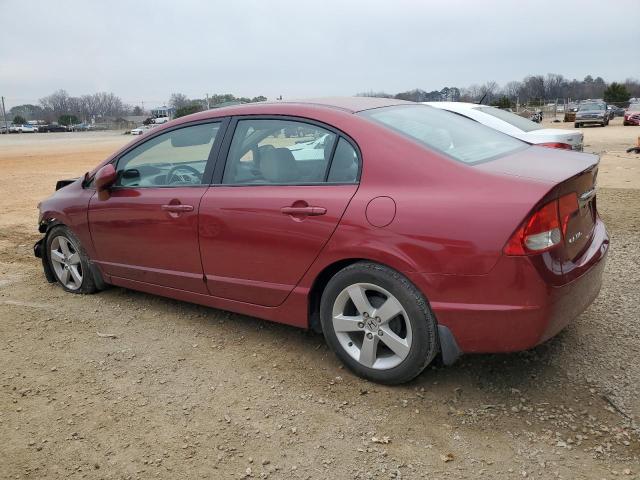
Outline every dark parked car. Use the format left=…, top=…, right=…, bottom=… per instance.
left=608, top=105, right=625, bottom=118
left=34, top=98, right=608, bottom=384
left=575, top=102, right=609, bottom=127
left=70, top=123, right=92, bottom=131
left=39, top=124, right=69, bottom=133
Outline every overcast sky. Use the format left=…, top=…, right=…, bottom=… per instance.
left=1, top=0, right=638, bottom=109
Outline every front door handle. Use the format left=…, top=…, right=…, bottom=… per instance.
left=161, top=204, right=194, bottom=213
left=280, top=206, right=326, bottom=216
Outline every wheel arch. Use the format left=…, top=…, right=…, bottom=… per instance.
left=306, top=257, right=462, bottom=366
left=307, top=257, right=419, bottom=333
left=39, top=220, right=108, bottom=290
left=307, top=258, right=368, bottom=333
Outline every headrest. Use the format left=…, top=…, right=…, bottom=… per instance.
left=260, top=148, right=298, bottom=183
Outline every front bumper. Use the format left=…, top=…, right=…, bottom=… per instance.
left=34, top=237, right=56, bottom=283
left=576, top=117, right=606, bottom=124
left=34, top=238, right=44, bottom=258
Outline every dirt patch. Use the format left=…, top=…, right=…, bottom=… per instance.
left=1, top=130, right=639, bottom=478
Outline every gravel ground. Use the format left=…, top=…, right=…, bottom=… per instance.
left=1, top=122, right=639, bottom=479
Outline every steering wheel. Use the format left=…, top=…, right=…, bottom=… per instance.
left=166, top=165, right=202, bottom=185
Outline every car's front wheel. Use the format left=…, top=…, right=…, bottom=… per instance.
left=320, top=262, right=438, bottom=384
left=46, top=225, right=97, bottom=294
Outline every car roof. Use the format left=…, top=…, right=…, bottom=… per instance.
left=190, top=96, right=413, bottom=118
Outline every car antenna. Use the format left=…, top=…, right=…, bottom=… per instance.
left=476, top=93, right=487, bottom=105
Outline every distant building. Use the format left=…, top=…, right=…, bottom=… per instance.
left=122, top=115, right=147, bottom=124
left=151, top=105, right=175, bottom=119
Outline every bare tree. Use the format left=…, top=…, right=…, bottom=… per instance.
left=479, top=81, right=499, bottom=103
left=169, top=93, right=191, bottom=109
left=544, top=73, right=566, bottom=100
left=460, top=84, right=481, bottom=102
left=502, top=81, right=522, bottom=100
left=520, top=75, right=545, bottom=103
left=39, top=89, right=71, bottom=117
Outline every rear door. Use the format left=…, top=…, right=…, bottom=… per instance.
left=199, top=117, right=360, bottom=306
left=88, top=120, right=226, bottom=293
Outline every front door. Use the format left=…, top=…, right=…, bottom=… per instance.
left=89, top=121, right=224, bottom=293
left=199, top=118, right=360, bottom=306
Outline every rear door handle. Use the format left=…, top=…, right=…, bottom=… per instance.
left=161, top=204, right=194, bottom=212
left=280, top=206, right=327, bottom=216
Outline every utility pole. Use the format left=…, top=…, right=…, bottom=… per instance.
left=205, top=93, right=210, bottom=109
left=1, top=96, right=8, bottom=132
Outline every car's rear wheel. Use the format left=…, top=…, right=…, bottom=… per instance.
left=46, top=225, right=97, bottom=294
left=320, top=262, right=438, bottom=384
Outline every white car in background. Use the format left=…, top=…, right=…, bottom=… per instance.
left=425, top=102, right=583, bottom=151
left=286, top=134, right=330, bottom=160
left=130, top=125, right=151, bottom=136
left=10, top=124, right=38, bottom=133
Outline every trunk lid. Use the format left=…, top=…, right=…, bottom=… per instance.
left=554, top=163, right=598, bottom=262
left=475, top=145, right=597, bottom=185
left=527, top=129, right=584, bottom=150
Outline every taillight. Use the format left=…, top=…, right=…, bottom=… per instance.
left=539, top=142, right=573, bottom=150
left=504, top=193, right=579, bottom=256
left=558, top=192, right=579, bottom=235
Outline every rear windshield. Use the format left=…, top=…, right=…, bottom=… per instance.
left=360, top=105, right=525, bottom=164
left=474, top=106, right=542, bottom=132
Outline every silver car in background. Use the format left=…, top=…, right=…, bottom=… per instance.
left=575, top=102, right=609, bottom=128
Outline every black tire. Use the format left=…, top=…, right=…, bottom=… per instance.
left=320, top=261, right=438, bottom=384
left=574, top=123, right=580, bottom=128
left=46, top=225, right=97, bottom=294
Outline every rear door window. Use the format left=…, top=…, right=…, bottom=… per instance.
left=327, top=138, right=359, bottom=183
left=222, top=119, right=337, bottom=184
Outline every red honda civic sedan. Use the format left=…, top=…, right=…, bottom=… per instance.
left=35, top=97, right=608, bottom=384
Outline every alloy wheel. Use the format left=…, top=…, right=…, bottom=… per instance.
left=331, top=283, right=412, bottom=370
left=50, top=236, right=83, bottom=290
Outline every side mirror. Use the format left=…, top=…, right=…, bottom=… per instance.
left=95, top=164, right=117, bottom=200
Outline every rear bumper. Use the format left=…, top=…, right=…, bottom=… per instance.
left=407, top=220, right=609, bottom=354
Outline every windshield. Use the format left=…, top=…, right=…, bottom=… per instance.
left=629, top=104, right=640, bottom=111
left=360, top=105, right=525, bottom=164
left=474, top=106, right=541, bottom=132
left=579, top=103, right=605, bottom=111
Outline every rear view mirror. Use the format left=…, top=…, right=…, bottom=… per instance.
left=170, top=125, right=214, bottom=147
left=95, top=164, right=117, bottom=200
